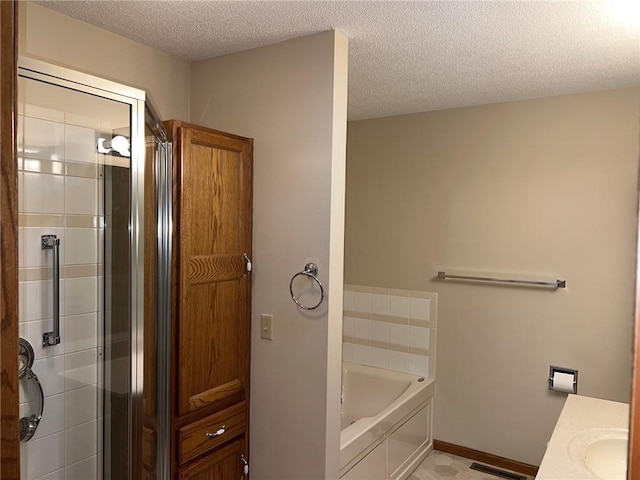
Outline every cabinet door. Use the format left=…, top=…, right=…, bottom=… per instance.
left=177, top=437, right=246, bottom=480
left=177, top=126, right=252, bottom=416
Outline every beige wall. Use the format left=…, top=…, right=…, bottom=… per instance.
left=345, top=88, right=640, bottom=466
left=191, top=31, right=348, bottom=479
left=19, top=2, right=190, bottom=121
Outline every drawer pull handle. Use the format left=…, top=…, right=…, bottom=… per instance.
left=205, top=426, right=226, bottom=439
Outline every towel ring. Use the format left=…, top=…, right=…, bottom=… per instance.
left=290, top=263, right=325, bottom=310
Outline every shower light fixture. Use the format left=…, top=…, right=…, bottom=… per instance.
left=97, top=135, right=131, bottom=157
left=605, top=0, right=640, bottom=27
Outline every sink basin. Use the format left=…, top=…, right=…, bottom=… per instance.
left=585, top=437, right=628, bottom=479
left=569, top=428, right=628, bottom=479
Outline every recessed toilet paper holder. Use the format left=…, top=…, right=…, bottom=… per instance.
left=549, top=365, right=578, bottom=394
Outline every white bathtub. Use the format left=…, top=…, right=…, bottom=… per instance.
left=340, top=363, right=435, bottom=480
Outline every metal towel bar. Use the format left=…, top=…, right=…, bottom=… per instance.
left=437, top=271, right=566, bottom=289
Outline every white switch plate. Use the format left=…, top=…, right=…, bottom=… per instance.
left=261, top=314, right=273, bottom=340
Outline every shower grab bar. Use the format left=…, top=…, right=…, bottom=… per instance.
left=437, top=271, right=566, bottom=289
left=42, top=235, right=61, bottom=346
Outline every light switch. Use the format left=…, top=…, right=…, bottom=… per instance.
left=260, top=314, right=273, bottom=340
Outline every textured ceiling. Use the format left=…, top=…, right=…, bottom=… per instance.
left=37, top=1, right=640, bottom=120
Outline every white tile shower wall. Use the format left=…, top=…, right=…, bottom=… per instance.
left=343, top=285, right=437, bottom=379
left=18, top=105, right=104, bottom=480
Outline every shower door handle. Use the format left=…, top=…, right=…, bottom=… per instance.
left=20, top=367, right=44, bottom=442
left=19, top=338, right=44, bottom=442
left=41, top=235, right=61, bottom=347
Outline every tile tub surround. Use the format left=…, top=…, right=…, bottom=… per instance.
left=536, top=395, right=629, bottom=480
left=343, top=285, right=437, bottom=379
left=17, top=103, right=111, bottom=480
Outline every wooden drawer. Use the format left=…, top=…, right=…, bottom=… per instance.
left=178, top=436, right=245, bottom=480
left=178, top=401, right=247, bottom=465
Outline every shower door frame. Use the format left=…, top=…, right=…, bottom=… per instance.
left=15, top=56, right=147, bottom=480
left=0, top=2, right=19, bottom=479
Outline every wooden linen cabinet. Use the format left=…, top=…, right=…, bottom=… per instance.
left=165, top=120, right=253, bottom=479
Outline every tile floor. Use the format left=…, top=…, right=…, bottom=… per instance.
left=409, top=451, right=535, bottom=480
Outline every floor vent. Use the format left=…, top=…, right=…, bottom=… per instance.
left=469, top=462, right=527, bottom=480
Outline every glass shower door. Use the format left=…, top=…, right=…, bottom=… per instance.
left=16, top=61, right=145, bottom=480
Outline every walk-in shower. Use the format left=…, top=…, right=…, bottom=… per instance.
left=16, top=58, right=170, bottom=480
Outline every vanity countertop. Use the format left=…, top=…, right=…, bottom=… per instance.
left=536, top=394, right=629, bottom=479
